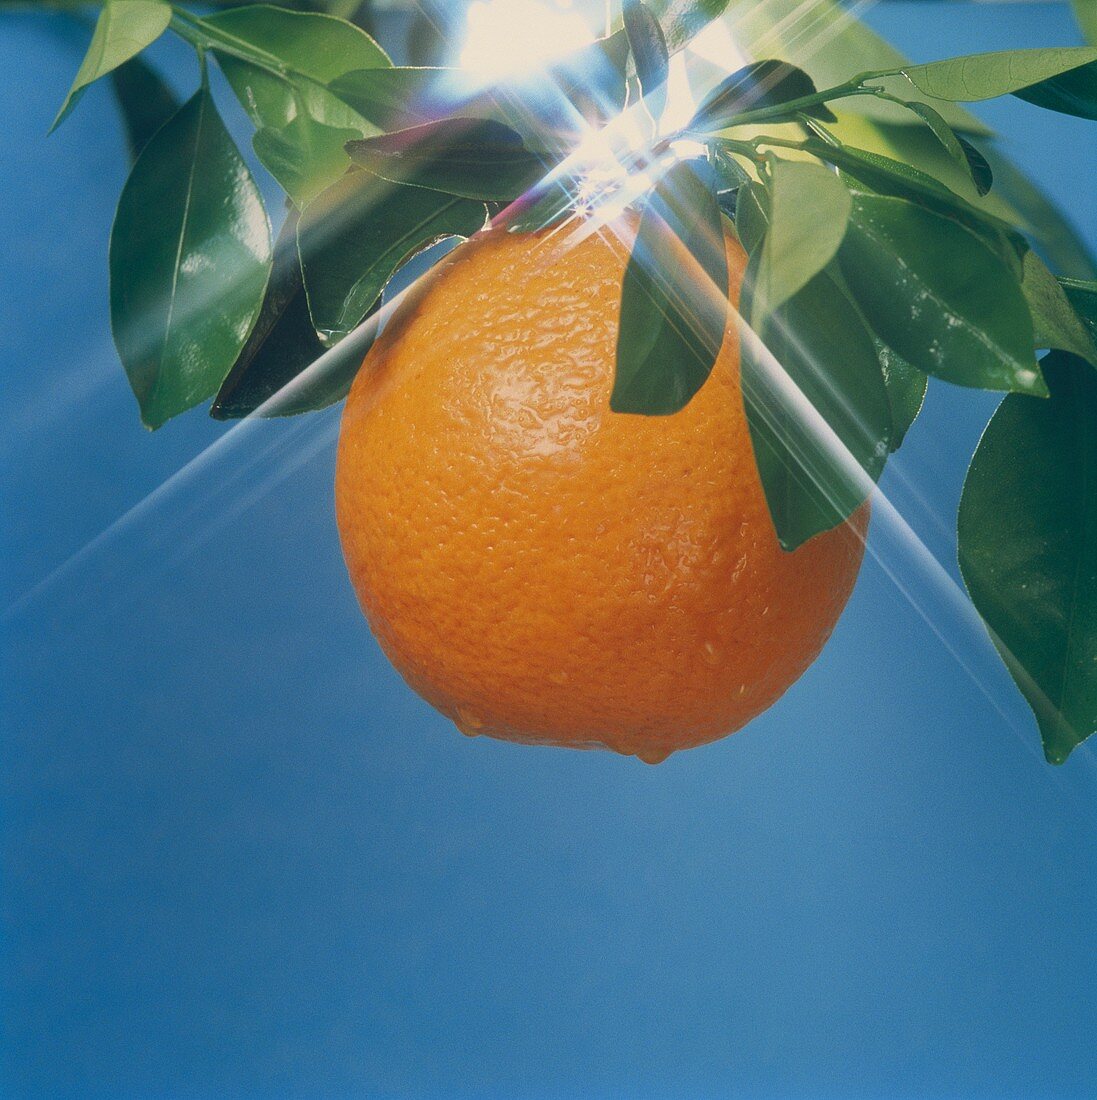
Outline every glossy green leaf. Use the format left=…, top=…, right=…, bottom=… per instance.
left=345, top=118, right=546, bottom=201
left=1013, top=60, right=1097, bottom=121
left=298, top=170, right=486, bottom=346
left=612, top=159, right=729, bottom=415
left=253, top=115, right=361, bottom=208
left=754, top=160, right=850, bottom=317
left=959, top=352, right=1097, bottom=764
left=623, top=0, right=669, bottom=102
left=51, top=0, right=171, bottom=131
left=838, top=192, right=1044, bottom=395
left=201, top=5, right=390, bottom=133
left=108, top=52, right=179, bottom=162
left=212, top=212, right=363, bottom=419
left=786, top=138, right=1020, bottom=260
left=110, top=89, right=272, bottom=429
left=1021, top=251, right=1097, bottom=367
left=740, top=265, right=891, bottom=549
left=876, top=340, right=927, bottom=452
left=691, top=60, right=836, bottom=132
left=902, top=47, right=1097, bottom=103
left=789, top=135, right=1027, bottom=279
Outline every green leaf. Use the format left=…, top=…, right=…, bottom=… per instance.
left=109, top=88, right=272, bottom=429
left=982, top=147, right=1096, bottom=280
left=623, top=0, right=669, bottom=102
left=201, top=4, right=389, bottom=133
left=956, top=136, right=993, bottom=198
left=329, top=66, right=452, bottom=129
left=753, top=160, right=850, bottom=317
left=876, top=340, right=927, bottom=452
left=1021, top=251, right=1097, bottom=368
left=212, top=211, right=363, bottom=419
left=894, top=100, right=992, bottom=196
left=108, top=52, right=179, bottom=163
left=612, top=158, right=729, bottom=415
left=732, top=181, right=767, bottom=254
left=298, top=170, right=486, bottom=346
left=344, top=118, right=546, bottom=201
left=690, top=60, right=836, bottom=132
left=838, top=192, right=1044, bottom=396
left=740, top=266, right=891, bottom=549
left=1060, top=278, right=1097, bottom=342
left=1073, top=0, right=1097, bottom=46
left=719, top=0, right=989, bottom=134
left=253, top=114, right=361, bottom=207
left=902, top=47, right=1097, bottom=103
left=1013, top=60, right=1097, bottom=121
left=959, top=352, right=1097, bottom=764
left=51, top=0, right=171, bottom=131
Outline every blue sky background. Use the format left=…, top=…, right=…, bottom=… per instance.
left=2, top=3, right=1096, bottom=1097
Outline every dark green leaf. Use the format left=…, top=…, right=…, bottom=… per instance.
left=253, top=114, right=361, bottom=207
left=109, top=52, right=179, bottom=162
left=623, top=0, right=669, bottom=102
left=895, top=100, right=993, bottom=196
left=298, top=169, right=486, bottom=346
left=345, top=118, right=546, bottom=201
left=612, top=159, right=729, bottom=415
left=754, top=159, right=850, bottom=317
left=1021, top=251, right=1097, bottom=367
left=902, top=47, right=1097, bottom=102
left=51, top=0, right=171, bottom=131
left=1059, top=278, right=1097, bottom=342
left=1013, top=60, right=1097, bottom=121
left=838, top=192, right=1044, bottom=395
left=876, top=340, right=927, bottom=451
left=740, top=266, right=891, bottom=549
left=959, top=351, right=1097, bottom=764
left=691, top=60, right=836, bottom=131
left=202, top=4, right=389, bottom=133
left=212, top=212, right=365, bottom=418
left=732, top=181, right=767, bottom=254
left=110, top=88, right=272, bottom=428
left=956, top=136, right=993, bottom=197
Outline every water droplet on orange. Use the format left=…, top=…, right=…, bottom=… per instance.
left=455, top=708, right=484, bottom=736
left=636, top=745, right=672, bottom=765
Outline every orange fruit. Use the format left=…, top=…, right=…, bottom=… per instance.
left=336, top=216, right=868, bottom=763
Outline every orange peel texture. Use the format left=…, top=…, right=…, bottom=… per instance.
left=336, top=219, right=868, bottom=763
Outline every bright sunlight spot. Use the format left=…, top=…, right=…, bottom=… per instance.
left=459, top=0, right=595, bottom=80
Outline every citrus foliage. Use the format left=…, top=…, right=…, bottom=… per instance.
left=45, top=0, right=1097, bottom=762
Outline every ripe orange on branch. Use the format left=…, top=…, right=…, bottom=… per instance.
left=336, top=218, right=868, bottom=763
